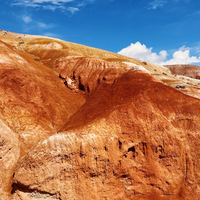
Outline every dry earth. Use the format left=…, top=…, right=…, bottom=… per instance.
left=0, top=30, right=200, bottom=200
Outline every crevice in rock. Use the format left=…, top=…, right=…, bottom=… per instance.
left=140, top=142, right=147, bottom=155
left=58, top=74, right=65, bottom=80
left=120, top=174, right=128, bottom=178
left=118, top=140, right=122, bottom=150
left=11, top=183, right=58, bottom=199
left=128, top=146, right=135, bottom=153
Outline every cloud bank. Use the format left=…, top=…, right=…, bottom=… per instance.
left=12, top=0, right=95, bottom=13
left=118, top=42, right=200, bottom=65
left=12, top=0, right=91, bottom=14
left=164, top=46, right=200, bottom=65
left=147, top=0, right=191, bottom=10
left=13, top=0, right=73, bottom=6
left=21, top=15, right=55, bottom=32
left=22, top=15, right=32, bottom=23
left=147, top=0, right=167, bottom=10
left=118, top=42, right=167, bottom=64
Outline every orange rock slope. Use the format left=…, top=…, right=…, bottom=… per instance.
left=0, top=40, right=85, bottom=199
left=0, top=31, right=200, bottom=200
left=13, top=70, right=200, bottom=200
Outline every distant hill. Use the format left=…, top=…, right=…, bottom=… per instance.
left=165, top=64, right=200, bottom=79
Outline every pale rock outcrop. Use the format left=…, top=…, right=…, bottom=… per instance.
left=29, top=42, right=63, bottom=50
left=54, top=56, right=130, bottom=95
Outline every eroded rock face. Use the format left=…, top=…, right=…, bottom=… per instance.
left=0, top=40, right=85, bottom=153
left=54, top=56, right=130, bottom=96
left=0, top=40, right=85, bottom=199
left=13, top=71, right=200, bottom=200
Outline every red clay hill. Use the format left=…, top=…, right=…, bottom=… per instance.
left=0, top=30, right=200, bottom=200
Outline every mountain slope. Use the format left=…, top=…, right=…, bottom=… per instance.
left=13, top=70, right=200, bottom=200
left=1, top=29, right=200, bottom=99
left=0, top=30, right=200, bottom=200
left=0, top=39, right=85, bottom=199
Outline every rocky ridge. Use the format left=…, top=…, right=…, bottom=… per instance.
left=0, top=30, right=200, bottom=200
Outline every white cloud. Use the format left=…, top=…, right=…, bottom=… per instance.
left=21, top=15, right=54, bottom=30
left=12, top=0, right=73, bottom=10
left=12, top=2, right=40, bottom=7
left=163, top=46, right=200, bottom=65
left=14, top=0, right=73, bottom=6
left=118, top=42, right=167, bottom=64
left=33, top=0, right=73, bottom=4
left=147, top=0, right=191, bottom=10
left=147, top=0, right=167, bottom=9
left=67, top=7, right=79, bottom=14
left=42, top=5, right=57, bottom=10
left=77, top=0, right=96, bottom=7
left=22, top=15, right=32, bottom=23
left=37, top=22, right=54, bottom=29
left=118, top=42, right=200, bottom=65
left=12, top=0, right=93, bottom=13
left=42, top=4, right=65, bottom=10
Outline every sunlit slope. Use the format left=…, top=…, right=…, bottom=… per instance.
left=0, top=30, right=170, bottom=74
left=13, top=70, right=200, bottom=200
left=1, top=29, right=200, bottom=99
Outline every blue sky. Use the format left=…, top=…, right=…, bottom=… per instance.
left=1, top=0, right=200, bottom=65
